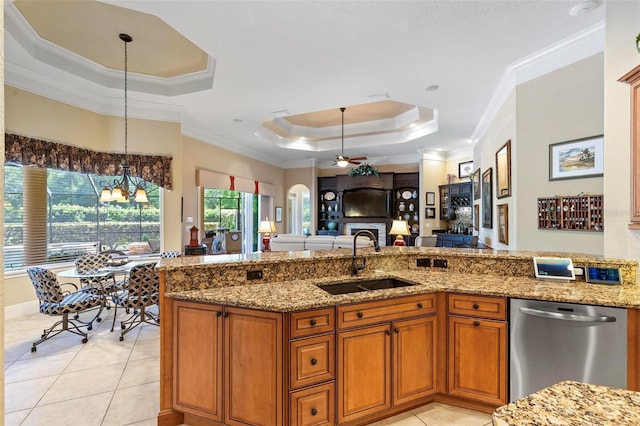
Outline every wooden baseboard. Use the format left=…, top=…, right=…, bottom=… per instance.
left=157, top=409, right=184, bottom=426
left=337, top=395, right=435, bottom=426
left=434, top=393, right=500, bottom=414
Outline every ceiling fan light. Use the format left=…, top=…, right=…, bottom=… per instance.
left=337, top=159, right=349, bottom=168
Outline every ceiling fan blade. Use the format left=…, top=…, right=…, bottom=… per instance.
left=349, top=156, right=367, bottom=161
left=349, top=159, right=362, bottom=165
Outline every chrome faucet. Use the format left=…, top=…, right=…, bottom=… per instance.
left=351, top=230, right=381, bottom=276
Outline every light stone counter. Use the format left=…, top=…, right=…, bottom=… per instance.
left=492, top=381, right=640, bottom=425
left=165, top=269, right=640, bottom=312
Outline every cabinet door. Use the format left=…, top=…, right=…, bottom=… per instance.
left=393, top=316, right=437, bottom=406
left=448, top=316, right=507, bottom=405
left=337, top=324, right=391, bottom=423
left=225, top=307, right=283, bottom=426
left=172, top=301, right=223, bottom=421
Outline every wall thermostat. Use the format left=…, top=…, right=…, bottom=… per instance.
left=585, top=266, right=623, bottom=285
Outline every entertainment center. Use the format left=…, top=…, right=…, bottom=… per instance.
left=317, top=172, right=419, bottom=246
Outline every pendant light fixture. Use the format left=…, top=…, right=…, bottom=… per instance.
left=100, top=33, right=148, bottom=203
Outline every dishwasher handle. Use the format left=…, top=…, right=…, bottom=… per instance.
left=519, top=307, right=617, bottom=323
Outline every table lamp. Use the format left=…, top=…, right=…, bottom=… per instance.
left=389, top=220, right=410, bottom=246
left=258, top=218, right=278, bottom=251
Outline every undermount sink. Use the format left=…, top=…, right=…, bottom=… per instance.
left=317, top=278, right=415, bottom=295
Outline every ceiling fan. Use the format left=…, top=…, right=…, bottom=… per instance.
left=333, top=107, right=367, bottom=167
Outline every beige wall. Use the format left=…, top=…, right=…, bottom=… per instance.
left=420, top=158, right=447, bottom=235
left=604, top=1, right=640, bottom=260
left=516, top=54, right=604, bottom=254
left=181, top=135, right=286, bottom=239
left=4, top=87, right=183, bottom=306
left=474, top=91, right=516, bottom=249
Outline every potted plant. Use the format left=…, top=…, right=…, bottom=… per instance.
left=348, top=163, right=380, bottom=177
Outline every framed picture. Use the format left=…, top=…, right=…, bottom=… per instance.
left=496, top=140, right=511, bottom=198
left=426, top=192, right=436, bottom=206
left=425, top=207, right=436, bottom=219
left=459, top=160, right=474, bottom=179
left=497, top=204, right=508, bottom=245
left=474, top=204, right=479, bottom=230
left=549, top=135, right=604, bottom=181
left=472, top=168, right=481, bottom=200
left=482, top=168, right=493, bottom=229
left=275, top=206, right=283, bottom=223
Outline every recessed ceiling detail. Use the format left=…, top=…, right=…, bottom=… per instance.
left=257, top=100, right=438, bottom=152
left=8, top=1, right=215, bottom=96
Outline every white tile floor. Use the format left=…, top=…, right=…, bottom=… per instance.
left=5, top=308, right=493, bottom=426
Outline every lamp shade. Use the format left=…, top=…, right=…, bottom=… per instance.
left=389, top=220, right=410, bottom=236
left=258, top=219, right=277, bottom=234
left=337, top=159, right=349, bottom=168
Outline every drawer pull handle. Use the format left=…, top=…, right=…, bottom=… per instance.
left=357, top=312, right=364, bottom=319
left=417, top=303, right=423, bottom=309
left=310, top=358, right=318, bottom=365
left=472, top=303, right=480, bottom=309
left=311, top=408, right=318, bottom=416
left=215, top=311, right=222, bottom=317
left=473, top=320, right=480, bottom=326
left=223, top=312, right=229, bottom=318
left=310, top=319, right=317, bottom=326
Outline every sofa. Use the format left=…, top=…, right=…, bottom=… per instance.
left=270, top=234, right=373, bottom=252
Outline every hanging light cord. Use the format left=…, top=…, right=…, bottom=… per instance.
left=123, top=34, right=129, bottom=167
left=340, top=107, right=345, bottom=156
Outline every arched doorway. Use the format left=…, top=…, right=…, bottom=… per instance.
left=287, top=184, right=310, bottom=235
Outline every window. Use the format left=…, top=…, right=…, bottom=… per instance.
left=3, top=165, right=160, bottom=271
left=203, top=188, right=259, bottom=252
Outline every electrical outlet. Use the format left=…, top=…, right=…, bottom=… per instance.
left=416, top=258, right=431, bottom=267
left=433, top=259, right=448, bottom=268
left=247, top=269, right=263, bottom=280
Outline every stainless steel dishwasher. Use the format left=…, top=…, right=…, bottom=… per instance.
left=510, top=298, right=627, bottom=401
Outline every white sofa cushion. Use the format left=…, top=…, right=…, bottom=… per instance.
left=270, top=234, right=306, bottom=251
left=333, top=235, right=373, bottom=249
left=304, top=235, right=335, bottom=250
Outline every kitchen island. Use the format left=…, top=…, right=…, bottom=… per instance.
left=156, top=247, right=640, bottom=426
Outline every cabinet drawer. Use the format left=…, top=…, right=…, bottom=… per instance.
left=290, top=308, right=335, bottom=339
left=290, top=334, right=335, bottom=389
left=448, top=294, right=506, bottom=320
left=290, top=382, right=335, bottom=426
left=337, top=294, right=436, bottom=329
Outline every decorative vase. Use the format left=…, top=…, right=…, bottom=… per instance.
left=398, top=202, right=405, bottom=212
left=327, top=221, right=337, bottom=231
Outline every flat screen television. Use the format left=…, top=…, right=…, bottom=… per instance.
left=343, top=188, right=388, bottom=218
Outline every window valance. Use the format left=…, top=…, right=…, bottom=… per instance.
left=196, top=169, right=275, bottom=196
left=4, top=133, right=172, bottom=190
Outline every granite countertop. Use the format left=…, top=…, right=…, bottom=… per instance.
left=492, top=381, right=640, bottom=425
left=165, top=269, right=640, bottom=312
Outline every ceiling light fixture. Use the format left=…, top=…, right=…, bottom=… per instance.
left=425, top=84, right=439, bottom=92
left=337, top=107, right=349, bottom=167
left=100, top=33, right=148, bottom=204
left=569, top=1, right=596, bottom=16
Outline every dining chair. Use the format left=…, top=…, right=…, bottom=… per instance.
left=75, top=252, right=125, bottom=294
left=414, top=235, right=437, bottom=247
left=26, top=267, right=104, bottom=352
left=160, top=250, right=181, bottom=259
left=111, top=262, right=160, bottom=341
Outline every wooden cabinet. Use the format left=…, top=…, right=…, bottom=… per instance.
left=447, top=294, right=507, bottom=405
left=537, top=195, right=604, bottom=231
left=224, top=307, right=283, bottom=426
left=439, top=182, right=471, bottom=221
left=318, top=177, right=341, bottom=235
left=172, top=301, right=223, bottom=422
left=619, top=65, right=640, bottom=229
left=290, top=383, right=335, bottom=426
left=337, top=294, right=437, bottom=424
left=393, top=173, right=420, bottom=245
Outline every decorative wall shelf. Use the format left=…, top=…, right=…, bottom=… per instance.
left=537, top=194, right=603, bottom=231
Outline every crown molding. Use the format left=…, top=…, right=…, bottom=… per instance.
left=5, top=3, right=215, bottom=97
left=471, top=21, right=605, bottom=143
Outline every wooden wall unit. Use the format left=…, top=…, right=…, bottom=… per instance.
left=537, top=195, right=603, bottom=231
left=619, top=64, right=640, bottom=229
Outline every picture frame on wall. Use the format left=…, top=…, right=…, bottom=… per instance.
left=498, top=204, right=508, bottom=244
left=425, top=207, right=436, bottom=219
left=474, top=204, right=479, bottom=230
left=458, top=160, right=474, bottom=179
left=275, top=206, right=283, bottom=222
left=482, top=168, right=493, bottom=229
left=426, top=192, right=436, bottom=206
left=472, top=168, right=481, bottom=200
left=549, top=135, right=604, bottom=181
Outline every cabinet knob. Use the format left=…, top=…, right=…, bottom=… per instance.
left=473, top=320, right=480, bottom=326
left=394, top=327, right=399, bottom=334
left=215, top=311, right=222, bottom=317
left=223, top=312, right=229, bottom=318
left=357, top=312, right=364, bottom=319
left=417, top=303, right=423, bottom=309
left=310, top=319, right=317, bottom=326
left=385, top=329, right=391, bottom=335
left=311, top=408, right=318, bottom=416
left=310, top=358, right=318, bottom=365
left=472, top=303, right=480, bottom=310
